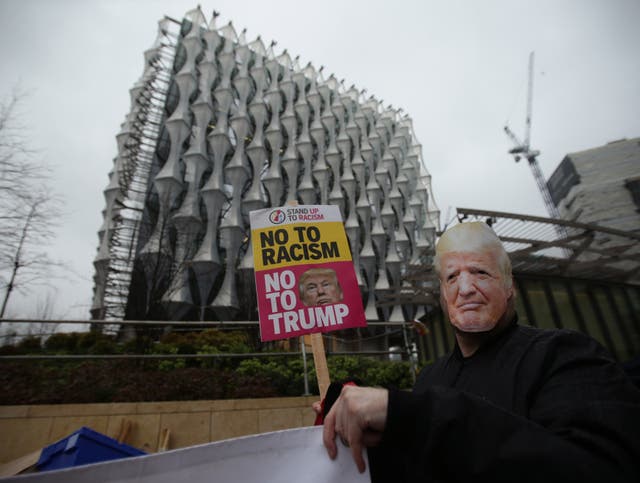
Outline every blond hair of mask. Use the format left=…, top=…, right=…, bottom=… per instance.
left=434, top=221, right=512, bottom=288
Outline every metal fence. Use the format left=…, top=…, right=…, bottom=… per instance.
left=0, top=318, right=420, bottom=395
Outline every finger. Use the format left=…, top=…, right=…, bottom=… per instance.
left=344, top=408, right=366, bottom=473
left=322, top=408, right=338, bottom=459
left=351, top=440, right=366, bottom=473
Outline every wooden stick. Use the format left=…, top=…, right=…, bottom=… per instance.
left=116, top=419, right=132, bottom=444
left=0, top=449, right=41, bottom=477
left=310, top=332, right=330, bottom=399
left=158, top=428, right=171, bottom=452
left=285, top=200, right=331, bottom=399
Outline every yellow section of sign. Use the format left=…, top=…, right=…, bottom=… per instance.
left=252, top=222, right=352, bottom=271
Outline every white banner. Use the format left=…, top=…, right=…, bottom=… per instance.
left=4, top=426, right=370, bottom=483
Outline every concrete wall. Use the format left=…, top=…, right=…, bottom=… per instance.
left=0, top=397, right=318, bottom=464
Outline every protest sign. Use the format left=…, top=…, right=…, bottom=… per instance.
left=250, top=205, right=366, bottom=342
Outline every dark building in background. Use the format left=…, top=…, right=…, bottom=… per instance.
left=547, top=137, right=640, bottom=232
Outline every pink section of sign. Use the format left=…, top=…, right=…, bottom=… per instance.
left=256, top=261, right=366, bottom=342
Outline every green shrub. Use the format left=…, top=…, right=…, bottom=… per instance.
left=44, top=332, right=81, bottom=353
left=17, top=336, right=43, bottom=354
left=326, top=356, right=413, bottom=389
left=159, top=329, right=252, bottom=354
left=0, top=329, right=418, bottom=403
left=236, top=355, right=414, bottom=397
left=156, top=347, right=186, bottom=371
left=236, top=357, right=313, bottom=396
left=76, top=332, right=119, bottom=354
left=121, top=335, right=154, bottom=355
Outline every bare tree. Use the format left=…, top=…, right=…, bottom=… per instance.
left=27, top=291, right=61, bottom=338
left=0, top=89, right=63, bottom=318
left=0, top=291, right=62, bottom=346
left=0, top=90, right=39, bottom=198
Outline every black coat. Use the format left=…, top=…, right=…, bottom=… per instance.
left=369, top=322, right=640, bottom=482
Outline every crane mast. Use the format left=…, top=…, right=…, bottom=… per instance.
left=504, top=52, right=565, bottom=224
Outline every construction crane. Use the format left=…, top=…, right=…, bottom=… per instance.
left=504, top=52, right=563, bottom=222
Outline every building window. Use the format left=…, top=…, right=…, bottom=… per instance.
left=548, top=281, right=582, bottom=332
left=522, top=279, right=557, bottom=330
left=610, top=287, right=640, bottom=354
left=571, top=282, right=610, bottom=352
left=514, top=288, right=531, bottom=327
left=592, top=286, right=631, bottom=361
left=547, top=156, right=581, bottom=206
left=624, top=176, right=640, bottom=212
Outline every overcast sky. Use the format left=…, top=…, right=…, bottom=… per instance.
left=0, top=0, right=638, bottom=319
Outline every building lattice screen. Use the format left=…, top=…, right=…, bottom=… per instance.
left=91, top=7, right=440, bottom=325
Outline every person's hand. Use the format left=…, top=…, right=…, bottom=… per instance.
left=322, top=385, right=388, bottom=473
left=312, top=400, right=322, bottom=415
